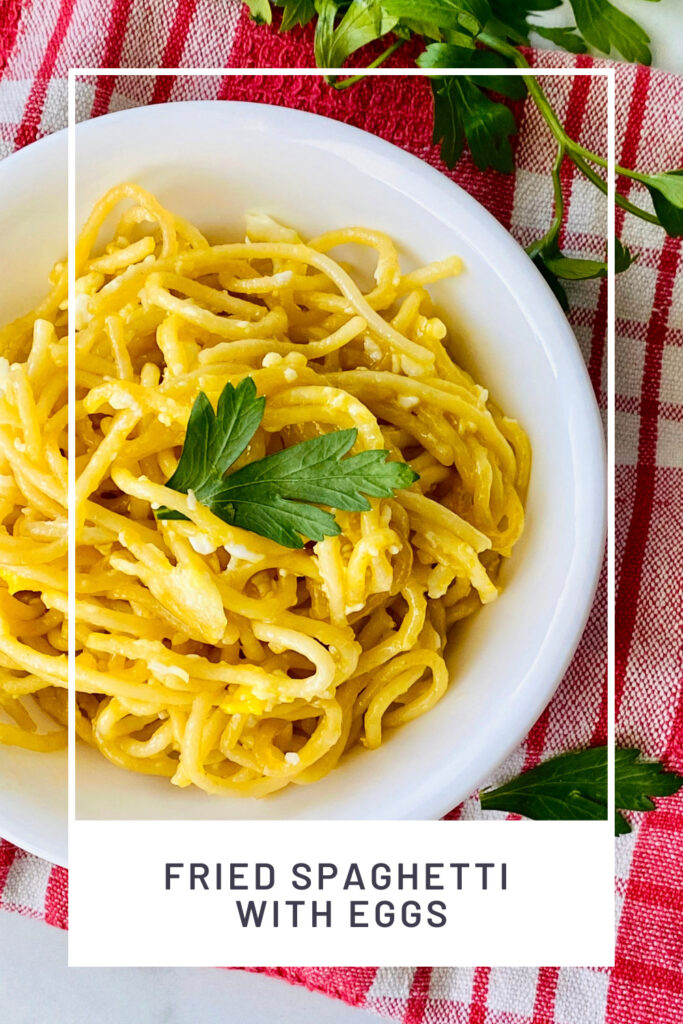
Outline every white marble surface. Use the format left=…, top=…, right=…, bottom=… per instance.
left=0, top=911, right=373, bottom=1023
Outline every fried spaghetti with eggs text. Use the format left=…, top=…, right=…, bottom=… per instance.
left=0, top=184, right=530, bottom=796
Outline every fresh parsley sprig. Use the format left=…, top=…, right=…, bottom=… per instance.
left=480, top=746, right=683, bottom=835
left=155, top=377, right=418, bottom=549
left=241, top=0, right=683, bottom=309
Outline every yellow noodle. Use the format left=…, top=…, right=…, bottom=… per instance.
left=0, top=183, right=529, bottom=795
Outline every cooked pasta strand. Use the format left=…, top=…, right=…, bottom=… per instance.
left=0, top=184, right=529, bottom=795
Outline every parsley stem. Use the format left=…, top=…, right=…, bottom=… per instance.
left=569, top=152, right=661, bottom=225
left=559, top=140, right=652, bottom=185
left=477, top=30, right=661, bottom=229
left=613, top=194, right=659, bottom=225
left=522, top=74, right=651, bottom=194
left=548, top=143, right=565, bottom=244
left=332, top=39, right=405, bottom=91
left=526, top=143, right=565, bottom=259
left=477, top=31, right=529, bottom=67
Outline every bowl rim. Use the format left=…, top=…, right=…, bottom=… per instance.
left=0, top=101, right=606, bottom=861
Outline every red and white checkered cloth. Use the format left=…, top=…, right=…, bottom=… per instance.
left=1, top=3, right=682, bottom=1022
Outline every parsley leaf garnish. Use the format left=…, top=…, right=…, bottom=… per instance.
left=314, top=0, right=398, bottom=69
left=242, top=0, right=679, bottom=312
left=541, top=238, right=636, bottom=282
left=383, top=0, right=489, bottom=37
left=480, top=746, right=683, bottom=835
left=532, top=25, right=588, bottom=55
left=417, top=40, right=527, bottom=93
left=155, top=377, right=418, bottom=549
left=424, top=73, right=517, bottom=172
left=276, top=0, right=316, bottom=32
left=532, top=238, right=636, bottom=310
left=488, top=0, right=564, bottom=45
left=244, top=0, right=273, bottom=25
left=640, top=170, right=683, bottom=237
left=159, top=376, right=266, bottom=506
left=613, top=749, right=683, bottom=835
left=567, top=0, right=655, bottom=65
left=614, top=237, right=638, bottom=274
left=427, top=74, right=466, bottom=167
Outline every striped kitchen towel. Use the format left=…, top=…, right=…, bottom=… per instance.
left=1, top=3, right=682, bottom=1022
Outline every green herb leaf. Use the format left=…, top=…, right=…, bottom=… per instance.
left=429, top=77, right=466, bottom=168
left=383, top=0, right=490, bottom=35
left=393, top=20, right=445, bottom=43
left=429, top=76, right=517, bottom=172
left=314, top=0, right=398, bottom=68
left=459, top=78, right=517, bottom=172
left=488, top=0, right=563, bottom=44
left=542, top=254, right=610, bottom=280
left=275, top=0, right=317, bottom=31
left=615, top=237, right=637, bottom=273
left=481, top=747, right=608, bottom=821
left=640, top=169, right=683, bottom=237
left=532, top=253, right=569, bottom=312
left=418, top=43, right=527, bottom=99
left=481, top=746, right=683, bottom=835
left=160, top=377, right=266, bottom=514
left=614, top=811, right=631, bottom=835
left=614, top=749, right=683, bottom=834
left=614, top=749, right=683, bottom=811
left=533, top=25, right=588, bottom=54
left=223, top=493, right=342, bottom=550
left=417, top=42, right=476, bottom=68
left=244, top=0, right=273, bottom=24
left=475, top=71, right=527, bottom=100
left=532, top=238, right=635, bottom=307
left=207, top=427, right=417, bottom=547
left=567, top=0, right=654, bottom=64
left=242, top=0, right=656, bottom=316
left=156, top=379, right=418, bottom=548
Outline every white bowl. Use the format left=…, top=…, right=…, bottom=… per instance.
left=0, top=101, right=605, bottom=865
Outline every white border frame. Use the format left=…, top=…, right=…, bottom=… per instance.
left=66, top=64, right=615, bottom=965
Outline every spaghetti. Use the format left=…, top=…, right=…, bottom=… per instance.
left=0, top=183, right=530, bottom=796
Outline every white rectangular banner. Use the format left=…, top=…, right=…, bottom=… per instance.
left=69, top=820, right=614, bottom=967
